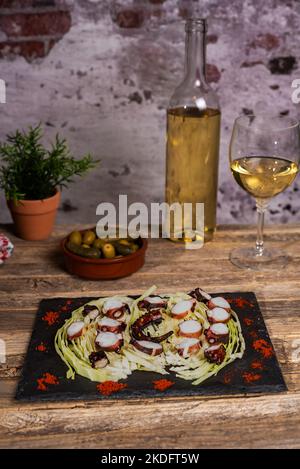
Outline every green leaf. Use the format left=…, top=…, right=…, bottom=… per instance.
left=0, top=124, right=99, bottom=201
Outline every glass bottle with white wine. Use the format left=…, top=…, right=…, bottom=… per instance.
left=166, top=18, right=221, bottom=244
left=229, top=114, right=300, bottom=270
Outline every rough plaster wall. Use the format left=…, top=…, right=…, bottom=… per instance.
left=0, top=0, right=299, bottom=227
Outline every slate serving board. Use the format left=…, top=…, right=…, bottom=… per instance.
left=16, top=292, right=287, bottom=401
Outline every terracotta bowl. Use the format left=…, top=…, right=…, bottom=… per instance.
left=61, top=235, right=148, bottom=280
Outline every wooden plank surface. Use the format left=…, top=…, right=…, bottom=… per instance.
left=0, top=223, right=300, bottom=449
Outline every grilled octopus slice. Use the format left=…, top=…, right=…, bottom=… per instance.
left=89, top=350, right=109, bottom=368
left=188, top=288, right=212, bottom=304
left=177, top=338, right=201, bottom=357
left=138, top=296, right=167, bottom=310
left=207, top=307, right=231, bottom=324
left=204, top=344, right=226, bottom=364
left=178, top=319, right=202, bottom=338
left=98, top=317, right=126, bottom=333
left=103, top=299, right=130, bottom=322
left=207, top=296, right=231, bottom=312
left=67, top=321, right=85, bottom=340
left=131, top=339, right=163, bottom=356
left=171, top=299, right=195, bottom=319
left=82, top=304, right=100, bottom=320
left=95, top=331, right=123, bottom=352
left=204, top=323, right=229, bottom=345
left=131, top=310, right=173, bottom=343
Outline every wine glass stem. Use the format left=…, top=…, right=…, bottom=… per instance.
left=255, top=199, right=269, bottom=257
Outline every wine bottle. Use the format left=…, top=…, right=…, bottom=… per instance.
left=166, top=18, right=221, bottom=243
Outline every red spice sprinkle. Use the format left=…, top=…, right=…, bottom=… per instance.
left=37, top=372, right=59, bottom=391
left=97, top=381, right=127, bottom=396
left=244, top=317, right=254, bottom=326
left=153, top=379, right=175, bottom=391
left=243, top=371, right=262, bottom=383
left=36, top=342, right=47, bottom=352
left=229, top=297, right=254, bottom=309
left=42, top=311, right=59, bottom=326
left=223, top=372, right=233, bottom=384
left=251, top=360, right=264, bottom=370
left=253, top=339, right=274, bottom=358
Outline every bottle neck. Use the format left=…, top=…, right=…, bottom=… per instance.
left=184, top=29, right=207, bottom=85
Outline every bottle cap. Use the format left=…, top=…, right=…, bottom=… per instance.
left=185, top=18, right=207, bottom=33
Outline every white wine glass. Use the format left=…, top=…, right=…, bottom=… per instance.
left=229, top=113, right=300, bottom=270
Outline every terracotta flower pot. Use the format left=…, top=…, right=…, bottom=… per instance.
left=7, top=190, right=60, bottom=241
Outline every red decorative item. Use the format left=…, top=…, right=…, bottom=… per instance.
left=0, top=234, right=14, bottom=265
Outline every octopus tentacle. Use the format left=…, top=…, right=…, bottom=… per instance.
left=131, top=310, right=173, bottom=343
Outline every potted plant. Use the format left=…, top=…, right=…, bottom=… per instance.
left=0, top=124, right=98, bottom=240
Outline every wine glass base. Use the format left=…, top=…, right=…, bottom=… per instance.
left=229, top=247, right=290, bottom=271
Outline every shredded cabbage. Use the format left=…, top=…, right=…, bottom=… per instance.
left=55, top=286, right=245, bottom=385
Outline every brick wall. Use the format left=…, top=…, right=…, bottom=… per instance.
left=0, top=0, right=71, bottom=61
left=0, top=0, right=299, bottom=225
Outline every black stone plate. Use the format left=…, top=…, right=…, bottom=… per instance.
left=16, top=292, right=287, bottom=401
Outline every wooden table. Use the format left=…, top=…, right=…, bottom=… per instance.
left=0, top=223, right=300, bottom=449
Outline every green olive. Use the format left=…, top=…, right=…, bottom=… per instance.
left=82, top=230, right=96, bottom=245
left=119, top=239, right=131, bottom=246
left=93, top=238, right=106, bottom=249
left=81, top=243, right=90, bottom=249
left=102, top=243, right=116, bottom=259
left=69, top=231, right=82, bottom=246
left=67, top=242, right=101, bottom=259
left=114, top=241, right=134, bottom=256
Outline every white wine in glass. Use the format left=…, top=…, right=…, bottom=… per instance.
left=229, top=114, right=300, bottom=270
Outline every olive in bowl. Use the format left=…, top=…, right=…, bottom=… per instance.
left=61, top=228, right=147, bottom=280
